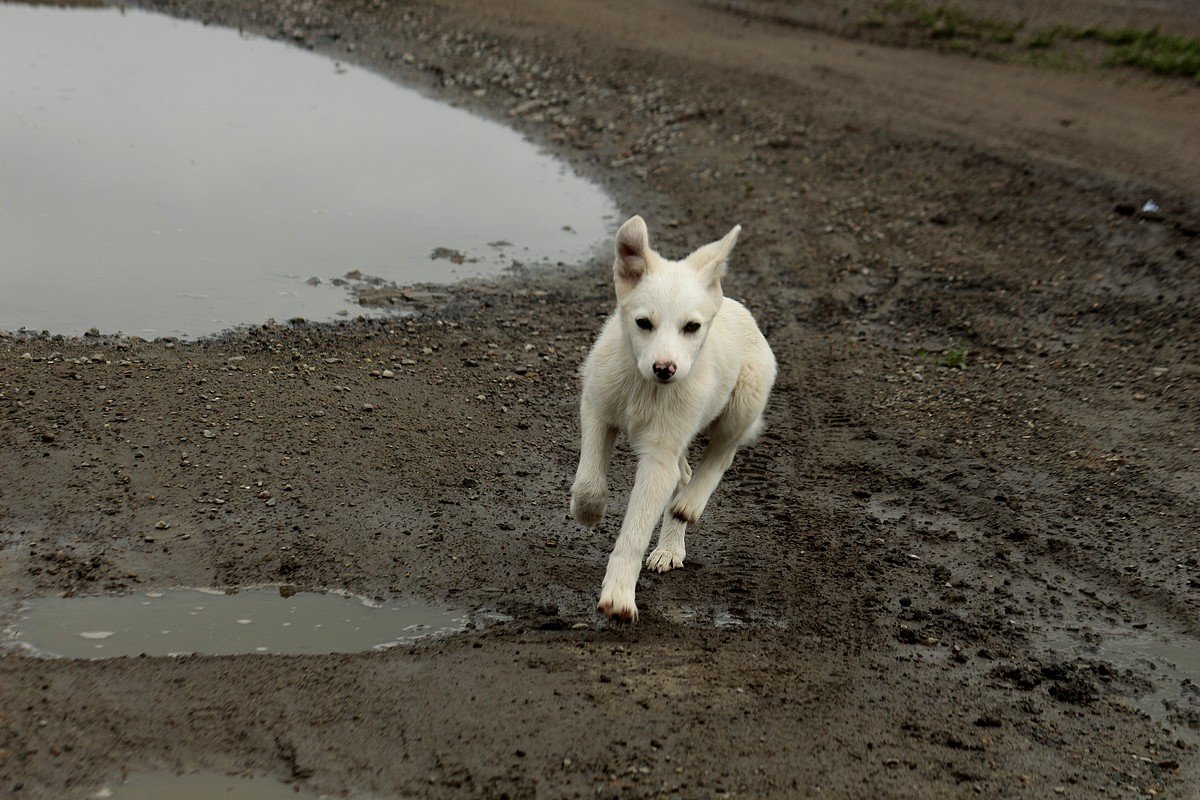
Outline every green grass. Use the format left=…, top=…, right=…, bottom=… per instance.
left=870, top=1, right=1200, bottom=80
left=1091, top=29, right=1200, bottom=79
left=918, top=345, right=969, bottom=368
left=874, top=1, right=1023, bottom=44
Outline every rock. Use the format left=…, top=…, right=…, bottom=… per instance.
left=305, top=276, right=322, bottom=286
left=381, top=369, right=395, bottom=378
left=362, top=403, right=375, bottom=412
left=154, top=520, right=170, bottom=530
left=266, top=498, right=277, bottom=507
left=203, top=429, right=216, bottom=439
left=430, top=246, right=467, bottom=264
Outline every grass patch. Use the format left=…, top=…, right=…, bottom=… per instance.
left=875, top=1, right=1023, bottom=44
left=918, top=345, right=969, bottom=369
left=1089, top=29, right=1200, bottom=79
left=872, top=1, right=1200, bottom=80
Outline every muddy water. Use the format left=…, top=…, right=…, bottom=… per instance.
left=0, top=4, right=616, bottom=338
left=91, top=771, right=335, bottom=800
left=2, top=588, right=466, bottom=658
left=1043, top=624, right=1200, bottom=737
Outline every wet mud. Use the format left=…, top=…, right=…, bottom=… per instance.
left=1, top=0, right=1198, bottom=797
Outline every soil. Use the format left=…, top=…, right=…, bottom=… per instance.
left=2, top=0, right=1199, bottom=797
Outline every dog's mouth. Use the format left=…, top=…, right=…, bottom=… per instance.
left=653, top=375, right=674, bottom=385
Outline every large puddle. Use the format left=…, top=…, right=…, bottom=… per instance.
left=2, top=587, right=467, bottom=658
left=0, top=3, right=616, bottom=337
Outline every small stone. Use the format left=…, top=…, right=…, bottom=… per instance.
left=266, top=498, right=277, bottom=507
left=202, top=429, right=216, bottom=439
left=381, top=369, right=395, bottom=378
left=305, top=276, right=321, bottom=286
left=154, top=520, right=170, bottom=530
left=362, top=403, right=374, bottom=412
left=258, top=490, right=271, bottom=499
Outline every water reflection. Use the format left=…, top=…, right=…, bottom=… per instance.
left=0, top=4, right=616, bottom=336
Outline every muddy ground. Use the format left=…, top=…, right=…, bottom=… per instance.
left=2, top=0, right=1199, bottom=797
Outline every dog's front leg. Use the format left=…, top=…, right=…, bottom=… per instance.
left=570, top=403, right=616, bottom=527
left=598, top=451, right=680, bottom=621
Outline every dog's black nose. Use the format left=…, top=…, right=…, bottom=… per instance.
left=653, top=361, right=677, bottom=381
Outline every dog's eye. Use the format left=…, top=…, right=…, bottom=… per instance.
left=682, top=321, right=701, bottom=334
left=635, top=317, right=654, bottom=331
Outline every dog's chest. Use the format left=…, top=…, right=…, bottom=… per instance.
left=608, top=380, right=709, bottom=442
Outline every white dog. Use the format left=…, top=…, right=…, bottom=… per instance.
left=570, top=215, right=777, bottom=621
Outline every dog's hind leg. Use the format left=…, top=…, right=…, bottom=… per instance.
left=646, top=461, right=691, bottom=573
left=669, top=362, right=772, bottom=525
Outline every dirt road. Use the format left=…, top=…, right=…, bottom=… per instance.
left=1, top=0, right=1198, bottom=797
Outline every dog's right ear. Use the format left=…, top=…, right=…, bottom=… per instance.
left=614, top=215, right=650, bottom=297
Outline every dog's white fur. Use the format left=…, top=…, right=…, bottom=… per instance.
left=571, top=215, right=777, bottom=621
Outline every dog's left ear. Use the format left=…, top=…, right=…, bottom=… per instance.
left=687, top=224, right=741, bottom=291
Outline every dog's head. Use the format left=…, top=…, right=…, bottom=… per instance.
left=612, top=215, right=740, bottom=385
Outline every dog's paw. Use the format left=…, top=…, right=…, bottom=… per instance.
left=597, top=583, right=638, bottom=622
left=646, top=547, right=685, bottom=573
left=570, top=484, right=607, bottom=527
left=668, top=498, right=701, bottom=526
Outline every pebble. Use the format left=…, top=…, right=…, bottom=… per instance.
left=202, top=429, right=216, bottom=439
left=362, top=403, right=375, bottom=412
left=381, top=369, right=395, bottom=378
left=154, top=520, right=170, bottom=530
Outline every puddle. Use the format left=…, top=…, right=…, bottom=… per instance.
left=2, top=587, right=467, bottom=658
left=660, top=604, right=786, bottom=629
left=89, top=771, right=342, bottom=800
left=0, top=4, right=617, bottom=337
left=1042, top=623, right=1200, bottom=738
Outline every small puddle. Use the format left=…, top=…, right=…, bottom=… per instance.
left=2, top=587, right=466, bottom=658
left=90, top=771, right=344, bottom=800
left=0, top=4, right=616, bottom=337
left=1042, top=624, right=1200, bottom=738
left=660, top=604, right=786, bottom=629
